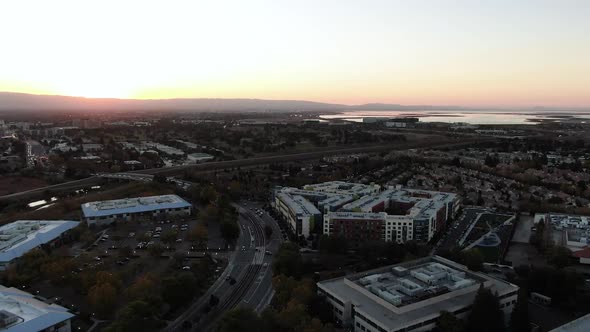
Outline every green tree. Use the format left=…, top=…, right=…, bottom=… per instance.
left=161, top=273, right=197, bottom=309
left=126, top=274, right=158, bottom=301
left=510, top=289, right=531, bottom=332
left=153, top=174, right=167, bottom=183
left=461, top=249, right=484, bottom=271
left=200, top=185, right=218, bottom=204
left=549, top=246, right=572, bottom=268
left=272, top=242, right=303, bottom=278
left=88, top=282, right=117, bottom=317
left=104, top=300, right=161, bottom=332
left=220, top=221, right=240, bottom=244
left=218, top=307, right=263, bottom=332
left=466, top=286, right=505, bottom=332
left=319, top=235, right=348, bottom=255
left=264, top=225, right=273, bottom=239
left=436, top=311, right=464, bottom=332
left=160, top=230, right=178, bottom=244
left=188, top=224, right=208, bottom=247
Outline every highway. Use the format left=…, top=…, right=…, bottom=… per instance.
left=164, top=202, right=281, bottom=331
left=0, top=138, right=488, bottom=203
left=132, top=137, right=486, bottom=176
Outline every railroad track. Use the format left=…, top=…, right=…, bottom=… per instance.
left=194, top=211, right=266, bottom=331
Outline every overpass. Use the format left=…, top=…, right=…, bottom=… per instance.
left=0, top=138, right=490, bottom=203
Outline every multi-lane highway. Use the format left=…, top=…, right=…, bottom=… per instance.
left=164, top=202, right=281, bottom=332
left=0, top=138, right=488, bottom=203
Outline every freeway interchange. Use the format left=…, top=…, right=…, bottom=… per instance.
left=164, top=201, right=282, bottom=331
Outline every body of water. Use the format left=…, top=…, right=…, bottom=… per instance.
left=319, top=110, right=590, bottom=125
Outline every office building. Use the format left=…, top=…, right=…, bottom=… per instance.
left=317, top=256, right=519, bottom=332
left=273, top=182, right=460, bottom=244
left=0, top=285, right=75, bottom=332
left=0, top=220, right=79, bottom=271
left=81, top=194, right=191, bottom=226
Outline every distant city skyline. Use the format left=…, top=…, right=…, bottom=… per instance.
left=1, top=0, right=589, bottom=108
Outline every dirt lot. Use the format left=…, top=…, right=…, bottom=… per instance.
left=0, top=176, right=48, bottom=196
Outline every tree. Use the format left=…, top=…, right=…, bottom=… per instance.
left=188, top=224, right=208, bottom=247
left=104, top=300, right=161, bottom=332
left=319, top=235, right=348, bottom=255
left=436, top=311, right=464, bottom=332
left=200, top=203, right=219, bottom=224
left=218, top=307, right=263, bottom=332
left=148, top=243, right=165, bottom=257
left=152, top=174, right=167, bottom=183
left=200, top=185, right=218, bottom=204
left=126, top=274, right=158, bottom=301
left=510, top=289, right=531, bottom=332
left=272, top=242, right=303, bottom=278
left=161, top=273, right=198, bottom=309
left=461, top=249, right=484, bottom=271
left=160, top=230, right=178, bottom=244
left=466, top=286, right=505, bottom=332
left=88, top=282, right=117, bottom=317
left=220, top=221, right=240, bottom=244
left=549, top=246, right=572, bottom=268
left=264, top=225, right=273, bottom=239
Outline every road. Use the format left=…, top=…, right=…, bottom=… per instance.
left=435, top=207, right=487, bottom=254
left=0, top=138, right=488, bottom=203
left=164, top=202, right=281, bottom=332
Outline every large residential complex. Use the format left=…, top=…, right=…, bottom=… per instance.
left=81, top=194, right=192, bottom=226
left=0, top=285, right=74, bottom=332
left=317, top=256, right=519, bottom=332
left=273, top=181, right=460, bottom=243
left=0, top=220, right=79, bottom=271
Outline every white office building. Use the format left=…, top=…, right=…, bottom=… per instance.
left=318, top=256, right=519, bottom=332
left=81, top=194, right=191, bottom=226
left=0, top=220, right=79, bottom=271
left=0, top=285, right=75, bottom=332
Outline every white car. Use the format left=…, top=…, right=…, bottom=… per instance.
left=182, top=266, right=191, bottom=271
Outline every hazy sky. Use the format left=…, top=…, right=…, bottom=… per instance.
left=1, top=0, right=589, bottom=107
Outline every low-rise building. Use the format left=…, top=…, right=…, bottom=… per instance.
left=0, top=285, right=75, bottom=332
left=187, top=153, right=214, bottom=163
left=317, top=256, right=519, bottom=332
left=81, top=143, right=104, bottom=152
left=81, top=194, right=191, bottom=226
left=550, top=312, right=590, bottom=332
left=0, top=220, right=79, bottom=271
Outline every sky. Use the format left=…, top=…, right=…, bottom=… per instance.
left=0, top=0, right=589, bottom=108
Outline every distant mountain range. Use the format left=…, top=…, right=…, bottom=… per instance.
left=0, top=92, right=587, bottom=113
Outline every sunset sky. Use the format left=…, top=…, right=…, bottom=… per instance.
left=0, top=0, right=589, bottom=107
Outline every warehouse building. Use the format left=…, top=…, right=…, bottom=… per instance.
left=317, top=256, right=519, bottom=332
left=81, top=194, right=191, bottom=226
left=0, top=220, right=79, bottom=271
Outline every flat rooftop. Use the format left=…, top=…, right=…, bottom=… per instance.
left=303, top=181, right=380, bottom=196
left=81, top=194, right=191, bottom=218
left=0, top=285, right=74, bottom=332
left=0, top=220, right=79, bottom=263
left=318, top=256, right=518, bottom=331
left=277, top=193, right=321, bottom=216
